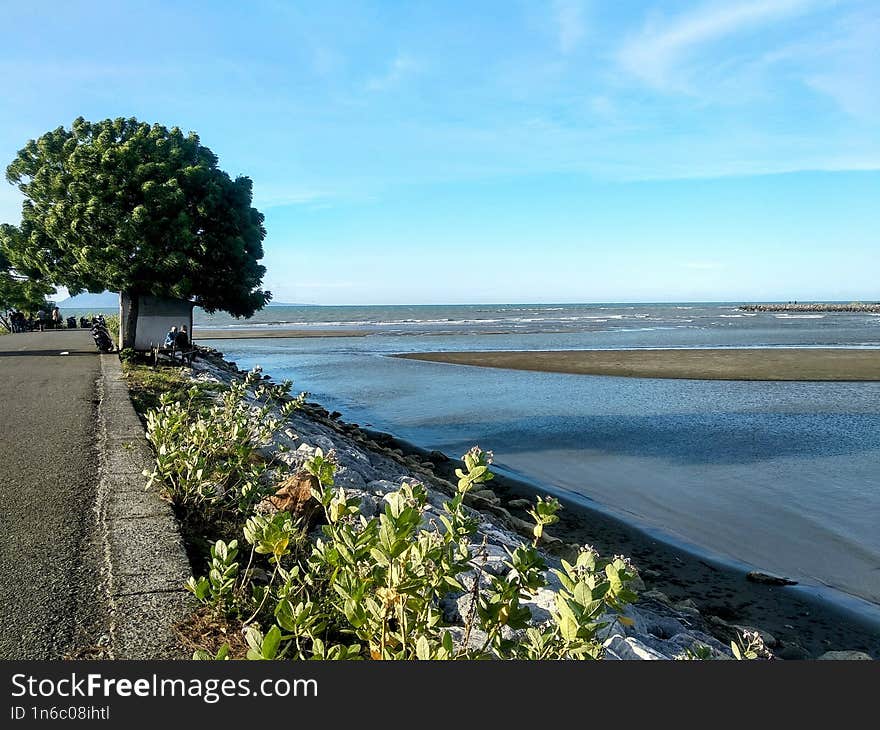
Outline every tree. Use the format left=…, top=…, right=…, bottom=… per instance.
left=0, top=225, right=55, bottom=332
left=3, top=117, right=271, bottom=347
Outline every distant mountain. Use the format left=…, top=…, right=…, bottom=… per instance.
left=59, top=291, right=119, bottom=308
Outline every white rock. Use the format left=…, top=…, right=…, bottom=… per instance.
left=604, top=634, right=667, bottom=661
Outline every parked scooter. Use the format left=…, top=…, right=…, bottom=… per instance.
left=91, top=315, right=114, bottom=352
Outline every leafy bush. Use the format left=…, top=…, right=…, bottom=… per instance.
left=188, top=445, right=640, bottom=660
left=144, top=368, right=305, bottom=512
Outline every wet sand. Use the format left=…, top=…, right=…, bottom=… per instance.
left=194, top=328, right=369, bottom=339
left=396, top=348, right=880, bottom=381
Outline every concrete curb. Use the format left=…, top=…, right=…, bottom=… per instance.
left=97, top=354, right=193, bottom=659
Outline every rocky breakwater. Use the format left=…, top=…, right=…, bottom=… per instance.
left=184, top=348, right=816, bottom=660
left=740, top=302, right=880, bottom=313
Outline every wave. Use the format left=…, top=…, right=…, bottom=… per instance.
left=775, top=314, right=826, bottom=319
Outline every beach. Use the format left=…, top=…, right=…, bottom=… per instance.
left=395, top=347, right=880, bottom=381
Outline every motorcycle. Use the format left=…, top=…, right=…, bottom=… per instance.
left=91, top=315, right=114, bottom=352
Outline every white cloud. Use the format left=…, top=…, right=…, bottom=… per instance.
left=365, top=54, right=418, bottom=92
left=553, top=0, right=587, bottom=54
left=618, top=0, right=822, bottom=91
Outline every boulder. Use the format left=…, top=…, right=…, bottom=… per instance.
left=470, top=488, right=500, bottom=505
left=333, top=465, right=367, bottom=490
left=429, top=450, right=450, bottom=463
left=817, top=650, right=873, bottom=660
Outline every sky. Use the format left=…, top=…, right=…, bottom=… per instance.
left=0, top=0, right=877, bottom=304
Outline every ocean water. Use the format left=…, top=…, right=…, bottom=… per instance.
left=150, top=303, right=880, bottom=612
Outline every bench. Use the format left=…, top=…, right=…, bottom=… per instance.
left=151, top=344, right=197, bottom=366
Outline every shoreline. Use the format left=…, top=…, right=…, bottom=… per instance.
left=394, top=348, right=880, bottom=381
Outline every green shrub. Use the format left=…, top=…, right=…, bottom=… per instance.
left=143, top=368, right=305, bottom=513
left=189, top=445, right=640, bottom=660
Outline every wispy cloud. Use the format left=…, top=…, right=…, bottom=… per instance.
left=365, top=53, right=418, bottom=92
left=618, top=0, right=822, bottom=91
left=253, top=185, right=337, bottom=210
left=553, top=0, right=587, bottom=54
left=802, top=9, right=880, bottom=119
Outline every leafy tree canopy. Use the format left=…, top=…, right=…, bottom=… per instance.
left=0, top=224, right=55, bottom=329
left=4, top=117, right=270, bottom=317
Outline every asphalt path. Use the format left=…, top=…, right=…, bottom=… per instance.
left=0, top=329, right=110, bottom=658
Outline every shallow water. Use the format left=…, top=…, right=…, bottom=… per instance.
left=192, top=303, right=880, bottom=610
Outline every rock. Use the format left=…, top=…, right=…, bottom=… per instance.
left=367, top=480, right=402, bottom=495
left=495, top=508, right=534, bottom=538
left=777, top=643, right=810, bottom=660
left=429, top=450, right=449, bottom=463
left=330, top=411, right=342, bottom=419
left=641, top=590, right=672, bottom=605
left=604, top=634, right=667, bottom=660
left=263, top=472, right=322, bottom=528
left=746, top=571, right=798, bottom=586
left=469, top=542, right=511, bottom=576
left=439, top=596, right=461, bottom=624
left=628, top=575, right=646, bottom=592
left=817, top=650, right=873, bottom=660
left=349, top=490, right=379, bottom=519
left=539, top=534, right=566, bottom=553
left=311, top=435, right=337, bottom=452
left=333, top=465, right=367, bottom=490
left=445, top=625, right=490, bottom=653
left=470, top=488, right=500, bottom=505
left=506, top=498, right=532, bottom=509
left=522, top=587, right=556, bottom=623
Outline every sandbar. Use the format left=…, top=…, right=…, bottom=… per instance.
left=395, top=348, right=880, bottom=381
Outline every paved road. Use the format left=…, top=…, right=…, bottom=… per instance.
left=0, top=330, right=111, bottom=658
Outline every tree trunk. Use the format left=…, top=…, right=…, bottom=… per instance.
left=120, top=290, right=139, bottom=350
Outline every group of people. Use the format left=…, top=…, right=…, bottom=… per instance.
left=163, top=324, right=191, bottom=351
left=7, top=306, right=63, bottom=332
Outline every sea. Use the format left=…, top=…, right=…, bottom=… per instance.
left=68, top=302, right=880, bottom=616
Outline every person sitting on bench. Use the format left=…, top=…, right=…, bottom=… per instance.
left=163, top=326, right=178, bottom=349
left=175, top=325, right=189, bottom=351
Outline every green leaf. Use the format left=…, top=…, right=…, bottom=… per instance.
left=416, top=635, right=432, bottom=660
left=262, top=625, right=282, bottom=660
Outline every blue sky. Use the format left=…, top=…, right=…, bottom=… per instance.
left=0, top=0, right=877, bottom=304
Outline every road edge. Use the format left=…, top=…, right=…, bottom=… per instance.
left=97, top=353, right=193, bottom=659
